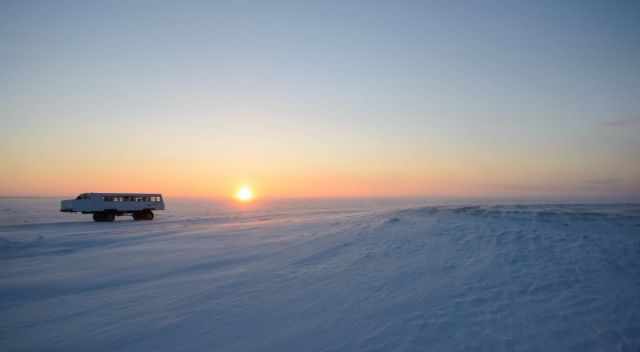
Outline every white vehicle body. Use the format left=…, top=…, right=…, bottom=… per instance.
left=61, top=193, right=165, bottom=221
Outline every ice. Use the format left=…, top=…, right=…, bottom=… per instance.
left=1, top=200, right=639, bottom=351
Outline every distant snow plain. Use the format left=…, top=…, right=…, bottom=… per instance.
left=1, top=198, right=639, bottom=351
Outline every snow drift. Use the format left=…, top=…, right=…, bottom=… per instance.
left=1, top=201, right=639, bottom=351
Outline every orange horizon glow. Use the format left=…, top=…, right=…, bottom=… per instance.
left=1, top=168, right=637, bottom=201
left=1, top=144, right=639, bottom=200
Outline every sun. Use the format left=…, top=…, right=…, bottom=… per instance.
left=234, top=185, right=254, bottom=202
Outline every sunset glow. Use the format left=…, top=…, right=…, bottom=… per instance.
left=234, top=186, right=254, bottom=202
left=1, top=2, right=639, bottom=201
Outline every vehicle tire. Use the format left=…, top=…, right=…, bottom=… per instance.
left=93, top=212, right=115, bottom=222
left=133, top=210, right=154, bottom=221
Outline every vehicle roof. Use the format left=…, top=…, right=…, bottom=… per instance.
left=81, top=193, right=163, bottom=197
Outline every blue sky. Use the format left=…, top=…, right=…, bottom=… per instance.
left=1, top=0, right=639, bottom=199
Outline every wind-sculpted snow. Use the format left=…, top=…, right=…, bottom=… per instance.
left=1, top=202, right=639, bottom=351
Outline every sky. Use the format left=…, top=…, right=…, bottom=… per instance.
left=1, top=0, right=639, bottom=200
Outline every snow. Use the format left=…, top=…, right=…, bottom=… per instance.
left=1, top=199, right=639, bottom=351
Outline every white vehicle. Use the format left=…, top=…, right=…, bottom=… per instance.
left=61, top=193, right=165, bottom=222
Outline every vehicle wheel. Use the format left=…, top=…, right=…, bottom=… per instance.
left=133, top=210, right=154, bottom=221
left=93, top=212, right=115, bottom=222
